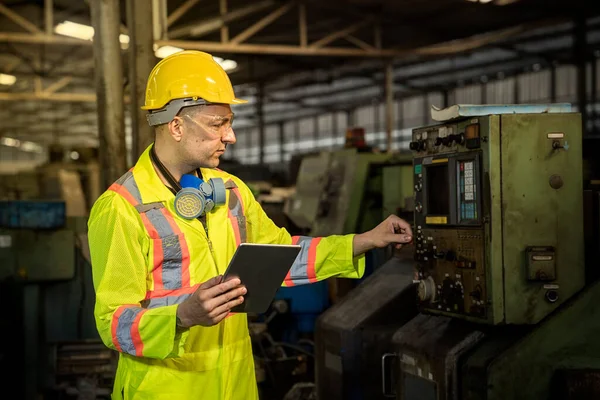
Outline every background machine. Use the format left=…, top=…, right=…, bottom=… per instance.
left=316, top=105, right=600, bottom=400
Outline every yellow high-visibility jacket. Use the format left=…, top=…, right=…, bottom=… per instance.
left=88, top=145, right=365, bottom=400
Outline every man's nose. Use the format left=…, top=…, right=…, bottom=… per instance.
left=222, top=127, right=236, bottom=144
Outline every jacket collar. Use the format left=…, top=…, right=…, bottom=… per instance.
left=132, top=144, right=228, bottom=204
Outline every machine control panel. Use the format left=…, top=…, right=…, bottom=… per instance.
left=415, top=228, right=487, bottom=318
left=411, top=120, right=488, bottom=321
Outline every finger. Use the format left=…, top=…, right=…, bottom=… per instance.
left=209, top=286, right=247, bottom=309
left=209, top=310, right=232, bottom=326
left=210, top=296, right=245, bottom=317
left=199, top=275, right=223, bottom=290
left=386, top=233, right=413, bottom=244
left=202, top=278, right=242, bottom=299
left=391, top=217, right=413, bottom=236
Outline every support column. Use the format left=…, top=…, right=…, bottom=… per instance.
left=592, top=57, right=597, bottom=135
left=574, top=14, right=588, bottom=135
left=152, top=0, right=168, bottom=40
left=385, top=60, right=394, bottom=153
left=550, top=63, right=557, bottom=103
left=44, top=0, right=53, bottom=35
left=442, top=89, right=449, bottom=108
left=278, top=121, right=284, bottom=163
left=257, top=82, right=265, bottom=164
left=313, top=115, right=318, bottom=148
left=91, top=0, right=127, bottom=189
left=331, top=112, right=338, bottom=149
left=126, top=0, right=156, bottom=159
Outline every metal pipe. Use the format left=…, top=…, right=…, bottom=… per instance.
left=90, top=0, right=127, bottom=189
left=126, top=0, right=156, bottom=160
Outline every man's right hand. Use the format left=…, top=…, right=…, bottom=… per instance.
left=176, top=275, right=246, bottom=328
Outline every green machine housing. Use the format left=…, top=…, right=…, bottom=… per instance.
left=285, top=147, right=414, bottom=238
left=410, top=113, right=584, bottom=325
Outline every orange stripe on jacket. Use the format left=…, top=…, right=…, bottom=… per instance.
left=130, top=309, right=147, bottom=356
left=283, top=236, right=302, bottom=287
left=306, top=238, right=321, bottom=283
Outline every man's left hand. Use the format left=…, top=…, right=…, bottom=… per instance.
left=353, top=215, right=413, bottom=256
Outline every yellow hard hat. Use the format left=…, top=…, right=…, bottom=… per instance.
left=142, top=50, right=247, bottom=126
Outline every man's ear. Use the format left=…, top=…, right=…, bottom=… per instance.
left=168, top=117, right=184, bottom=142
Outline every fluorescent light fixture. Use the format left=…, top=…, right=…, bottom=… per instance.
left=213, top=56, right=238, bottom=72
left=154, top=45, right=184, bottom=59
left=0, top=73, right=16, bottom=86
left=1, top=137, right=20, bottom=147
left=1, top=137, right=43, bottom=153
left=21, top=141, right=43, bottom=153
left=54, top=21, right=129, bottom=44
left=154, top=47, right=238, bottom=72
left=0, top=137, right=44, bottom=153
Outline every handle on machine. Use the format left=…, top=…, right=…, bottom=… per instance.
left=381, top=352, right=397, bottom=398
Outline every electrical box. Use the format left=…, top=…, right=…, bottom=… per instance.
left=410, top=112, right=584, bottom=325
left=0, top=201, right=75, bottom=282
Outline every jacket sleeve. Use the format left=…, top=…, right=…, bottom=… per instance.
left=88, top=193, right=187, bottom=359
left=238, top=179, right=366, bottom=287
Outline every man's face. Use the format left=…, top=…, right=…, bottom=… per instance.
left=178, top=104, right=236, bottom=168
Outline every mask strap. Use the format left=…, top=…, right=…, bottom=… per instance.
left=150, top=144, right=181, bottom=192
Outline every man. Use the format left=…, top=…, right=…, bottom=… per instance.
left=88, top=50, right=412, bottom=400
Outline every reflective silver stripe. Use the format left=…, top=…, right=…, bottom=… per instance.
left=228, top=189, right=247, bottom=243
left=115, top=307, right=144, bottom=356
left=115, top=170, right=133, bottom=186
left=113, top=170, right=184, bottom=291
left=120, top=172, right=143, bottom=201
left=144, top=293, right=193, bottom=309
left=144, top=207, right=182, bottom=290
left=287, top=236, right=312, bottom=285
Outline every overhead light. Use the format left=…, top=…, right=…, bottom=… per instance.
left=1, top=137, right=20, bottom=147
left=154, top=46, right=238, bottom=72
left=0, top=73, right=16, bottom=86
left=154, top=45, right=184, bottom=59
left=1, top=137, right=43, bottom=153
left=213, top=56, right=238, bottom=72
left=54, top=21, right=129, bottom=45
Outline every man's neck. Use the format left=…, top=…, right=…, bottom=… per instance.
left=152, top=140, right=194, bottom=186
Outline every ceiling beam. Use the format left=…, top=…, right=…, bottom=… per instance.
left=0, top=3, right=43, bottom=35
left=230, top=2, right=295, bottom=45
left=309, top=19, right=372, bottom=49
left=167, top=0, right=203, bottom=28
left=43, top=76, right=73, bottom=93
left=168, top=0, right=275, bottom=39
left=0, top=91, right=96, bottom=102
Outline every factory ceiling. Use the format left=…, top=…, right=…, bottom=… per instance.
left=0, top=0, right=598, bottom=149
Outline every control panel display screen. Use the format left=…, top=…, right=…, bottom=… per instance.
left=426, top=164, right=450, bottom=215
left=458, top=160, right=477, bottom=221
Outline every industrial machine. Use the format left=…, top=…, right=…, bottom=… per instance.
left=285, top=147, right=414, bottom=238
left=386, top=107, right=599, bottom=400
left=316, top=105, right=600, bottom=400
left=0, top=201, right=111, bottom=399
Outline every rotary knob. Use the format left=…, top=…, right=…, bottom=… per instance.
left=415, top=202, right=423, bottom=213
left=417, top=276, right=436, bottom=303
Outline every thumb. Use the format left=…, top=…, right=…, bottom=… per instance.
left=200, top=275, right=223, bottom=289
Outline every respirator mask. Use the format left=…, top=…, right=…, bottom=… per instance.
left=174, top=174, right=226, bottom=219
